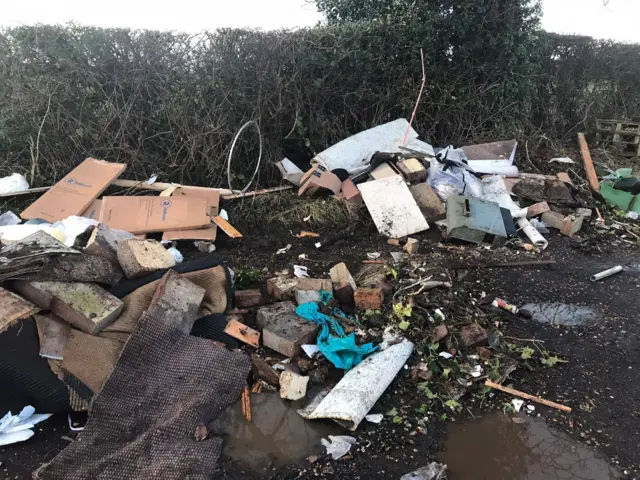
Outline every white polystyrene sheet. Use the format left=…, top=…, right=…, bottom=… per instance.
left=313, top=119, right=432, bottom=172
left=466, top=161, right=519, bottom=177
left=303, top=339, right=414, bottom=431
left=358, top=176, right=429, bottom=238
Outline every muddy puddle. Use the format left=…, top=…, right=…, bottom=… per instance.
left=440, top=412, right=620, bottom=479
left=520, top=302, right=599, bottom=326
left=212, top=392, right=340, bottom=474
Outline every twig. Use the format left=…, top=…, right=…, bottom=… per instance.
left=402, top=48, right=425, bottom=146
left=504, top=336, right=545, bottom=343
left=485, top=380, right=571, bottom=412
left=30, top=94, right=52, bottom=184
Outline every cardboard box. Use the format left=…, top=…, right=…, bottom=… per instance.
left=298, top=165, right=342, bottom=197
left=81, top=199, right=103, bottom=220
left=161, top=187, right=220, bottom=241
left=99, top=196, right=210, bottom=234
left=21, top=158, right=126, bottom=222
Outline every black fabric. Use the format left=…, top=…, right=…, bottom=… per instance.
left=109, top=254, right=223, bottom=298
left=191, top=314, right=239, bottom=349
left=0, top=319, right=70, bottom=413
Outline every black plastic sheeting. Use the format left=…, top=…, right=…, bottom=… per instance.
left=191, top=314, right=239, bottom=349
left=0, top=319, right=70, bottom=414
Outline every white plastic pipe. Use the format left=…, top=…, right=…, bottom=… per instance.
left=517, top=217, right=548, bottom=250
left=590, top=266, right=623, bottom=282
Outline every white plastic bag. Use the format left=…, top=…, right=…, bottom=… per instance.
left=0, top=174, right=29, bottom=194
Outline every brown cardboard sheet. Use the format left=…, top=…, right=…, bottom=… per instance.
left=99, top=196, right=210, bottom=234
left=21, top=158, right=126, bottom=222
left=161, top=187, right=220, bottom=241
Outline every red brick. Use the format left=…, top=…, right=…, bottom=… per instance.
left=526, top=201, right=550, bottom=218
left=234, top=289, right=263, bottom=308
left=354, top=287, right=384, bottom=310
left=340, top=178, right=363, bottom=207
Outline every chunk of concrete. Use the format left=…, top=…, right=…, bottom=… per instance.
left=116, top=239, right=176, bottom=279
left=540, top=211, right=565, bottom=230
left=234, top=289, right=263, bottom=308
left=85, top=223, right=136, bottom=264
left=11, top=281, right=123, bottom=335
left=296, top=290, right=321, bottom=305
left=354, top=287, right=384, bottom=310
left=0, top=287, right=38, bottom=333
left=280, top=370, right=309, bottom=400
left=256, top=301, right=297, bottom=329
left=576, top=208, right=593, bottom=219
left=257, top=303, right=319, bottom=358
left=251, top=354, right=281, bottom=387
left=404, top=238, right=419, bottom=254
left=330, top=262, right=356, bottom=290
left=560, top=215, right=584, bottom=237
left=460, top=323, right=488, bottom=348
left=409, top=183, right=445, bottom=221
left=267, top=276, right=299, bottom=300
left=147, top=270, right=206, bottom=333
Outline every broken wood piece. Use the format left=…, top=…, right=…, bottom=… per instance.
left=449, top=259, right=556, bottom=269
left=223, top=185, right=293, bottom=200
left=111, top=179, right=233, bottom=196
left=213, top=216, right=243, bottom=238
left=34, top=314, right=71, bottom=360
left=224, top=319, right=260, bottom=348
left=251, top=382, right=263, bottom=393
left=296, top=231, right=320, bottom=238
left=484, top=379, right=571, bottom=412
left=242, top=385, right=252, bottom=422
left=0, top=287, right=38, bottom=333
left=147, top=270, right=206, bottom=334
left=577, top=133, right=600, bottom=192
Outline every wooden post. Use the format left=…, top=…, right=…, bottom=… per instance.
left=485, top=380, right=572, bottom=413
left=577, top=133, right=600, bottom=192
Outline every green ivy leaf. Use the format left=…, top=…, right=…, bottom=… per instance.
left=386, top=407, right=398, bottom=416
left=519, top=346, right=535, bottom=360
left=541, top=355, right=568, bottom=367
left=398, top=320, right=410, bottom=330
left=444, top=399, right=461, bottom=411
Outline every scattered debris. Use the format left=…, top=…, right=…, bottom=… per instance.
left=321, top=435, right=356, bottom=460
left=224, top=319, right=260, bottom=348
left=0, top=406, right=51, bottom=446
left=492, top=298, right=519, bottom=314
left=400, top=463, right=448, bottom=480
left=280, top=370, right=309, bottom=401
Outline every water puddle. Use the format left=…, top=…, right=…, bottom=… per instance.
left=212, top=392, right=340, bottom=474
left=520, top=303, right=599, bottom=326
left=440, top=413, right=620, bottom=479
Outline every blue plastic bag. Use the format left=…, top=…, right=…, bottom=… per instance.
left=296, top=291, right=378, bottom=370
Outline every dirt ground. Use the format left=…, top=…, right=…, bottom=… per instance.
left=1, top=198, right=639, bottom=480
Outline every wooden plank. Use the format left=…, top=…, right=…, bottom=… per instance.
left=213, top=216, right=243, bottom=238
left=223, top=185, right=293, bottom=200
left=0, top=287, right=38, bottom=333
left=224, top=319, right=260, bottom=348
left=577, top=133, right=600, bottom=192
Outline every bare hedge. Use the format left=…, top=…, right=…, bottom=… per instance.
left=0, top=24, right=638, bottom=186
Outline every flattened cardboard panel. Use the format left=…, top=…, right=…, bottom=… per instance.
left=161, top=187, right=220, bottom=241
left=21, top=158, right=126, bottom=222
left=99, top=196, right=210, bottom=234
left=358, top=176, right=429, bottom=238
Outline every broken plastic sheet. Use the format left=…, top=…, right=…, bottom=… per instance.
left=0, top=211, right=21, bottom=227
left=312, top=119, right=435, bottom=173
left=298, top=338, right=414, bottom=431
left=359, top=175, right=430, bottom=238
left=428, top=158, right=482, bottom=202
left=296, top=291, right=377, bottom=370
left=0, top=406, right=51, bottom=446
left=321, top=435, right=356, bottom=459
left=478, top=176, right=527, bottom=218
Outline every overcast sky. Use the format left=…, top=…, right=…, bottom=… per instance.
left=2, top=0, right=640, bottom=43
